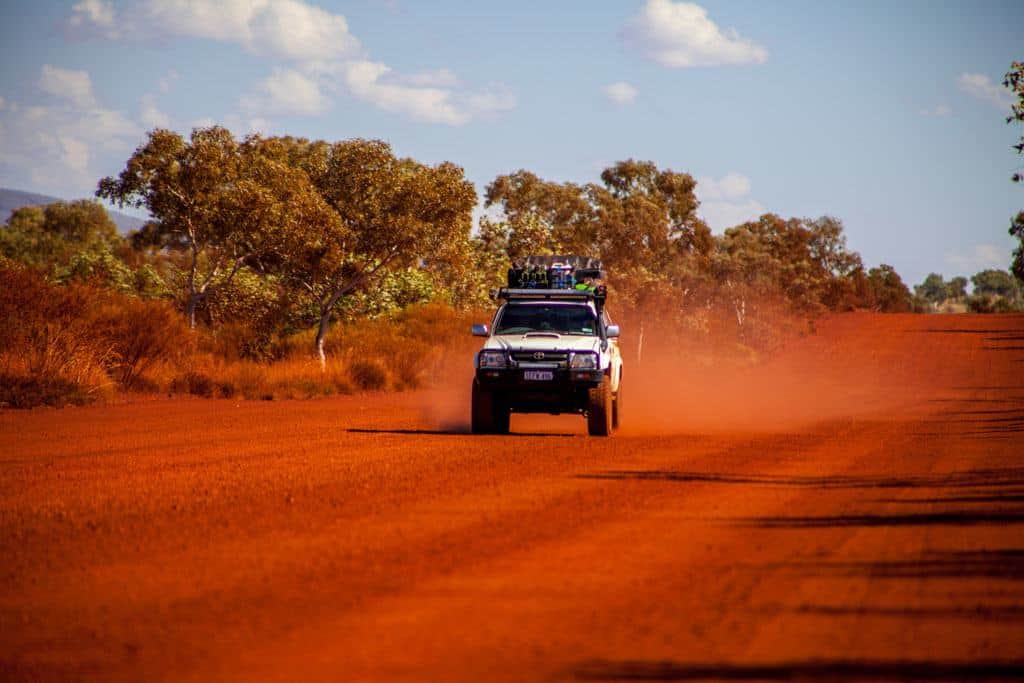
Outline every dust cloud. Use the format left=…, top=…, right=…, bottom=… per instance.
left=421, top=313, right=941, bottom=436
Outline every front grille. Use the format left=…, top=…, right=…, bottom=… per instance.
left=511, top=350, right=569, bottom=365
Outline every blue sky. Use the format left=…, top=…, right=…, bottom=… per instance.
left=1, top=0, right=1021, bottom=286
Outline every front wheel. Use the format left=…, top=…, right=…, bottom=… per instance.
left=471, top=379, right=509, bottom=434
left=612, top=382, right=621, bottom=431
left=587, top=381, right=613, bottom=436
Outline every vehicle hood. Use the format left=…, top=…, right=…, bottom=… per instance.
left=482, top=334, right=603, bottom=354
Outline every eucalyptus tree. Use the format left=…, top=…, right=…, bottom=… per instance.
left=98, top=127, right=337, bottom=328
left=285, top=138, right=476, bottom=364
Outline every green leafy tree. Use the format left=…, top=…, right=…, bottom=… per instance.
left=484, top=160, right=712, bottom=273
left=1, top=200, right=122, bottom=273
left=484, top=170, right=593, bottom=257
left=946, top=276, right=968, bottom=301
left=280, top=138, right=476, bottom=364
left=1004, top=61, right=1023, bottom=280
left=98, top=127, right=338, bottom=329
left=968, top=268, right=1023, bottom=312
left=914, top=272, right=947, bottom=307
left=971, top=269, right=1021, bottom=299
left=718, top=214, right=863, bottom=315
left=1006, top=61, right=1024, bottom=183
left=866, top=264, right=912, bottom=312
left=589, top=159, right=712, bottom=269
left=1011, top=211, right=1024, bottom=283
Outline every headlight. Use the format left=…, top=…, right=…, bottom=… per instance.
left=570, top=352, right=598, bottom=370
left=478, top=350, right=508, bottom=369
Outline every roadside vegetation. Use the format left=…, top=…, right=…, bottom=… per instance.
left=2, top=61, right=1021, bottom=408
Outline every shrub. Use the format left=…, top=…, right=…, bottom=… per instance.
left=92, top=296, right=189, bottom=388
left=170, top=370, right=216, bottom=397
left=0, top=373, right=93, bottom=408
left=0, top=266, right=113, bottom=406
left=347, top=359, right=388, bottom=391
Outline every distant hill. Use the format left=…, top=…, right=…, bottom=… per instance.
left=0, top=187, right=148, bottom=234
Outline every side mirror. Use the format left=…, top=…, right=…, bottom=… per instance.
left=605, top=324, right=620, bottom=338
left=471, top=323, right=489, bottom=337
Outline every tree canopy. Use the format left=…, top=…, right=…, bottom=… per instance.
left=98, top=127, right=342, bottom=329
left=1004, top=61, right=1024, bottom=281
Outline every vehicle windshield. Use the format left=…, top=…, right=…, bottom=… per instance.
left=495, top=304, right=597, bottom=336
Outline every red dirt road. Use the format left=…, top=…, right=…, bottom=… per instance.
left=2, top=313, right=1023, bottom=681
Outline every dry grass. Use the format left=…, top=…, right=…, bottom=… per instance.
left=0, top=264, right=487, bottom=408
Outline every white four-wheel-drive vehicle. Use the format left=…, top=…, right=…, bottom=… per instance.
left=470, top=256, right=622, bottom=436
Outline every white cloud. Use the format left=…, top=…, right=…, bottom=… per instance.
left=38, top=65, right=96, bottom=109
left=957, top=73, right=1014, bottom=109
left=342, top=61, right=464, bottom=124
left=945, top=244, right=1009, bottom=273
left=63, top=0, right=513, bottom=126
left=58, top=135, right=90, bottom=172
left=399, top=68, right=460, bottom=88
left=67, top=0, right=118, bottom=37
left=338, top=60, right=514, bottom=125
left=139, top=94, right=171, bottom=128
left=696, top=172, right=764, bottom=230
left=248, top=117, right=271, bottom=134
left=67, top=0, right=361, bottom=61
left=245, top=0, right=361, bottom=61
left=622, top=0, right=768, bottom=68
left=603, top=81, right=638, bottom=105
left=224, top=114, right=272, bottom=135
left=241, top=67, right=328, bottom=116
left=698, top=171, right=751, bottom=201
left=158, top=69, right=180, bottom=94
left=465, top=86, right=517, bottom=115
left=919, top=103, right=951, bottom=117
left=0, top=66, right=139, bottom=197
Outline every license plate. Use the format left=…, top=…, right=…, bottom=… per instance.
left=524, top=370, right=554, bottom=381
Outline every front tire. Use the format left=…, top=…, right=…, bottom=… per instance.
left=612, top=382, right=621, bottom=431
left=587, top=380, right=613, bottom=436
left=471, top=379, right=509, bottom=434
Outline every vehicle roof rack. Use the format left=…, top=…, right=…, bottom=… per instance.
left=492, top=286, right=607, bottom=310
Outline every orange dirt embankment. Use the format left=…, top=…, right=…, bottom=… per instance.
left=1, top=312, right=1022, bottom=682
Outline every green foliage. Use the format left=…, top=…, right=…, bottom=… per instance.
left=1010, top=211, right=1024, bottom=283
left=483, top=160, right=711, bottom=274
left=866, top=264, right=912, bottom=312
left=971, top=268, right=1020, bottom=299
left=1, top=200, right=122, bottom=272
left=1005, top=61, right=1024, bottom=183
left=912, top=272, right=968, bottom=310
left=914, top=273, right=947, bottom=306
left=98, top=127, right=341, bottom=328
left=335, top=267, right=437, bottom=321
left=61, top=245, right=136, bottom=292
left=1003, top=62, right=1023, bottom=283
left=967, top=268, right=1022, bottom=313
left=275, top=137, right=476, bottom=360
left=947, top=276, right=968, bottom=301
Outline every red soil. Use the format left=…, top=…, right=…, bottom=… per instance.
left=1, top=313, right=1023, bottom=681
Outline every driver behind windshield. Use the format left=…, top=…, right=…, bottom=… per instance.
left=495, top=305, right=597, bottom=336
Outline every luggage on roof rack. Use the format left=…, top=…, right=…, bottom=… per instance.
left=506, top=255, right=605, bottom=290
